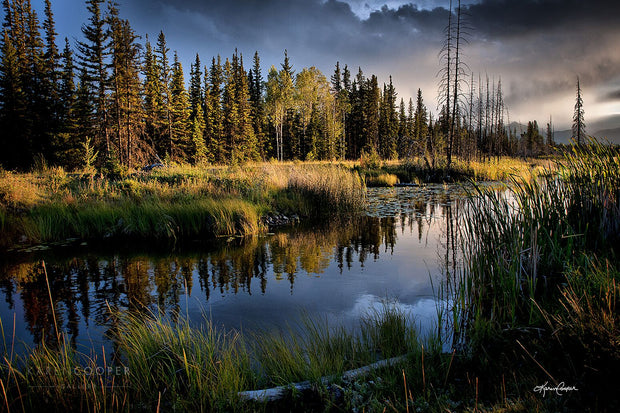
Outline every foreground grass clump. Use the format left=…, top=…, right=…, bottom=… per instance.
left=2, top=302, right=455, bottom=412
left=0, top=333, right=132, bottom=412
left=0, top=162, right=365, bottom=248
left=449, top=139, right=620, bottom=410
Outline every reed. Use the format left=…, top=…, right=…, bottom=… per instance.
left=453, top=139, right=619, bottom=336
left=251, top=316, right=368, bottom=387
left=442, top=139, right=620, bottom=410
left=0, top=323, right=131, bottom=412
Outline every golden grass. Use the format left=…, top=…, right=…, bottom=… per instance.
left=0, top=162, right=366, bottom=247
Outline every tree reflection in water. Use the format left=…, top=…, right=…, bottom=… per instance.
left=0, top=184, right=478, bottom=352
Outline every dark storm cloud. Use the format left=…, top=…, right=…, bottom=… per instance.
left=122, top=0, right=620, bottom=67
left=364, top=4, right=447, bottom=38
left=125, top=0, right=358, bottom=46
left=468, top=0, right=620, bottom=38
left=601, top=89, right=620, bottom=102
left=117, top=0, right=619, bottom=127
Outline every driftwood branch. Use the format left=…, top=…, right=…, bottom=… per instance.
left=238, top=355, right=407, bottom=402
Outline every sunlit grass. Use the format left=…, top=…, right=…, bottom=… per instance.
left=364, top=173, right=400, bottom=187
left=0, top=162, right=366, bottom=247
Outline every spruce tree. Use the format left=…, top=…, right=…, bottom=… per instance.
left=379, top=76, right=398, bottom=159
left=76, top=0, right=110, bottom=158
left=143, top=36, right=164, bottom=159
left=222, top=57, right=236, bottom=162
left=56, top=37, right=80, bottom=168
left=155, top=31, right=172, bottom=158
left=281, top=49, right=294, bottom=78
left=188, top=53, right=206, bottom=163
left=346, top=67, right=366, bottom=159
left=191, top=103, right=207, bottom=163
left=189, top=53, right=203, bottom=121
left=364, top=75, right=380, bottom=155
left=169, top=51, right=190, bottom=160
left=201, top=63, right=213, bottom=162
left=413, top=89, right=428, bottom=157
left=234, top=52, right=257, bottom=161
left=0, top=0, right=51, bottom=167
left=546, top=116, right=554, bottom=153
left=25, top=0, right=50, bottom=160
left=397, top=98, right=408, bottom=157
left=207, top=55, right=224, bottom=162
left=42, top=0, right=59, bottom=139
left=572, top=76, right=586, bottom=146
left=0, top=29, right=28, bottom=168
left=249, top=51, right=266, bottom=160
left=109, top=10, right=143, bottom=167
left=339, top=64, right=351, bottom=159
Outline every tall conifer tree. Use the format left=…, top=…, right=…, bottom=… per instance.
left=572, top=76, right=586, bottom=146
left=77, top=0, right=110, bottom=157
left=155, top=31, right=172, bottom=157
left=143, top=36, right=164, bottom=158
left=207, top=55, right=224, bottom=162
left=169, top=51, right=190, bottom=159
left=109, top=8, right=143, bottom=167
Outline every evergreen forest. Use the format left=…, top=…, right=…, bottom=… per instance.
left=0, top=0, right=554, bottom=172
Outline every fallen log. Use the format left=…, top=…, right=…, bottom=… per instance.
left=238, top=354, right=407, bottom=402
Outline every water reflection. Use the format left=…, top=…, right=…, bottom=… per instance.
left=0, top=184, right=474, bottom=352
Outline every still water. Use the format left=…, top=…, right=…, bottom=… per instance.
left=0, top=184, right=474, bottom=355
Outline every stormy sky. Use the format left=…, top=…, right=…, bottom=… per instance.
left=30, top=0, right=620, bottom=130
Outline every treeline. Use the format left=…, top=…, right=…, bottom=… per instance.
left=0, top=0, right=553, bottom=171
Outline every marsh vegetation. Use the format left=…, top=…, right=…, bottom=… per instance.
left=1, top=142, right=618, bottom=412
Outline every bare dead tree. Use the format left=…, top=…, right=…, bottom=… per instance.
left=437, top=0, right=453, bottom=160
left=435, top=0, right=470, bottom=168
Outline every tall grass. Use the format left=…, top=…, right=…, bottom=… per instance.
left=27, top=197, right=262, bottom=242
left=445, top=139, right=620, bottom=409
left=1, top=303, right=438, bottom=411
left=0, top=162, right=366, bottom=247
left=364, top=173, right=400, bottom=187
left=453, top=140, right=619, bottom=336
left=113, top=312, right=253, bottom=411
left=0, top=325, right=132, bottom=412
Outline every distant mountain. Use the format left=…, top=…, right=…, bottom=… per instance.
left=507, top=121, right=528, bottom=134
left=593, top=127, right=620, bottom=144
left=493, top=118, right=620, bottom=145
left=590, top=114, right=620, bottom=131
left=553, top=129, right=572, bottom=144
left=550, top=128, right=620, bottom=145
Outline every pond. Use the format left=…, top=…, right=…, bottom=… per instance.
left=0, top=184, right=484, bottom=357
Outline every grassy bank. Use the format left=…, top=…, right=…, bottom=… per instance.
left=356, top=155, right=550, bottom=186
left=0, top=156, right=548, bottom=249
left=0, top=163, right=365, bottom=249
